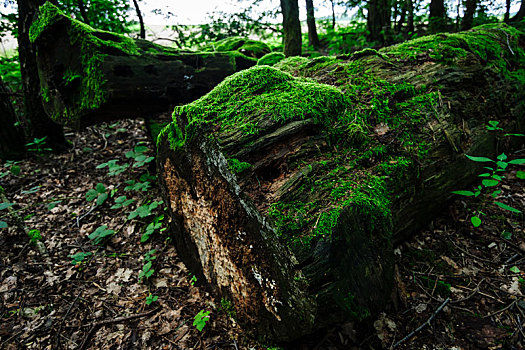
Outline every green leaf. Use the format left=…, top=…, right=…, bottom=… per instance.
left=497, top=153, right=507, bottom=161
left=482, top=179, right=499, bottom=187
left=494, top=201, right=521, bottom=213
left=10, top=165, right=21, bottom=176
left=88, top=225, right=115, bottom=244
left=471, top=216, right=482, bottom=227
left=517, top=171, right=525, bottom=179
left=504, top=133, right=525, bottom=137
left=0, top=202, right=15, bottom=210
left=86, top=189, right=98, bottom=201
left=95, top=183, right=106, bottom=193
left=465, top=154, right=493, bottom=163
left=496, top=161, right=508, bottom=170
left=69, top=251, right=93, bottom=264
left=451, top=190, right=475, bottom=196
left=47, top=200, right=62, bottom=211
left=501, top=231, right=512, bottom=240
left=193, top=310, right=210, bottom=332
left=96, top=192, right=108, bottom=207
left=508, top=159, right=525, bottom=165
left=510, top=266, right=521, bottom=273
left=0, top=221, right=7, bottom=228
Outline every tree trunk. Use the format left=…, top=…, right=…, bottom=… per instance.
left=429, top=0, right=447, bottom=33
left=0, top=76, right=26, bottom=160
left=17, top=0, right=68, bottom=151
left=280, top=0, right=302, bottom=56
left=29, top=3, right=258, bottom=127
left=157, top=24, right=525, bottom=342
left=504, top=0, right=511, bottom=22
left=306, top=0, right=320, bottom=48
left=461, top=0, right=477, bottom=30
left=510, top=0, right=525, bottom=22
left=367, top=0, right=392, bottom=43
left=331, top=0, right=336, bottom=28
left=406, top=0, right=414, bottom=35
left=132, top=0, right=146, bottom=39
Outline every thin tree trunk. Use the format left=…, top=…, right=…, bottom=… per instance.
left=429, top=0, right=447, bottom=33
left=504, top=0, right=511, bottom=22
left=331, top=0, right=336, bottom=28
left=367, top=0, right=392, bottom=43
left=17, top=0, right=68, bottom=151
left=132, top=0, right=146, bottom=39
left=0, top=76, right=25, bottom=160
left=305, top=0, right=320, bottom=48
left=461, top=0, right=477, bottom=30
left=280, top=0, right=302, bottom=56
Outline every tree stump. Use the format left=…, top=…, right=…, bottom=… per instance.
left=158, top=24, right=525, bottom=341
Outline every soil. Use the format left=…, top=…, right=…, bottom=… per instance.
left=1, top=119, right=524, bottom=349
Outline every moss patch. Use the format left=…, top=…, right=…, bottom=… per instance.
left=205, top=36, right=271, bottom=59
left=257, top=52, right=285, bottom=66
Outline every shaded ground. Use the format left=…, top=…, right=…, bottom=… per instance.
left=1, top=119, right=524, bottom=349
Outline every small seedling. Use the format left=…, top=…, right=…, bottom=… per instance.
left=47, top=200, right=62, bottom=211
left=126, top=145, right=155, bottom=168
left=124, top=180, right=151, bottom=192
left=0, top=161, right=21, bottom=178
left=86, top=183, right=109, bottom=207
left=27, top=229, right=42, bottom=244
left=510, top=266, right=521, bottom=273
left=88, top=225, right=115, bottom=245
left=146, top=293, right=158, bottom=305
left=96, top=159, right=129, bottom=176
left=26, top=136, right=52, bottom=155
left=128, top=200, right=162, bottom=220
left=193, top=310, right=210, bottom=331
left=139, top=249, right=157, bottom=282
left=486, top=120, right=503, bottom=131
left=141, top=215, right=165, bottom=243
left=190, top=274, right=197, bottom=286
left=69, top=251, right=93, bottom=265
left=111, top=195, right=135, bottom=209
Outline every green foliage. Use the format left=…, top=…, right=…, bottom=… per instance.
left=0, top=161, right=21, bottom=179
left=96, top=159, right=129, bottom=176
left=26, top=137, right=52, bottom=155
left=227, top=159, right=251, bottom=174
left=138, top=249, right=156, bottom=282
left=86, top=183, right=109, bottom=207
left=145, top=293, right=158, bottom=305
left=193, top=310, right=210, bottom=332
left=220, top=298, right=236, bottom=319
left=111, top=195, right=135, bottom=209
left=204, top=36, right=270, bottom=59
left=128, top=200, right=162, bottom=220
left=125, top=145, right=154, bottom=168
left=69, top=251, right=93, bottom=265
left=124, top=180, right=151, bottom=192
left=27, top=229, right=42, bottom=244
left=510, top=266, right=521, bottom=273
left=0, top=55, right=22, bottom=94
left=141, top=215, right=164, bottom=243
left=88, top=225, right=115, bottom=245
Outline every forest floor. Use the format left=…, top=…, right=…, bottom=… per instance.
left=1, top=118, right=524, bottom=350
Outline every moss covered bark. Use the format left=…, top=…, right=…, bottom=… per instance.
left=30, top=2, right=259, bottom=126
left=158, top=23, right=525, bottom=342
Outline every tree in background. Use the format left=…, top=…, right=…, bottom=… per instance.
left=510, top=0, right=525, bottom=22
left=281, top=0, right=302, bottom=56
left=367, top=0, right=391, bottom=43
left=462, top=0, right=478, bottom=30
left=17, top=0, right=68, bottom=151
left=429, top=0, right=447, bottom=32
left=57, top=0, right=131, bottom=33
left=306, top=0, right=320, bottom=48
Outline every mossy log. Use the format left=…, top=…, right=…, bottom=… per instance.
left=157, top=24, right=525, bottom=342
left=29, top=3, right=258, bottom=127
left=0, top=76, right=25, bottom=160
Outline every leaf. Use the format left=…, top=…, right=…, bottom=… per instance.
left=0, top=221, right=7, bottom=228
left=510, top=266, right=521, bottom=273
left=451, top=190, right=475, bottom=196
left=497, top=153, right=508, bottom=161
left=96, top=192, right=108, bottom=207
left=494, top=201, right=521, bottom=213
left=504, top=133, right=525, bottom=137
left=471, top=216, right=482, bottom=227
left=508, top=159, right=525, bottom=165
left=501, top=231, right=512, bottom=240
left=496, top=161, right=508, bottom=170
left=517, top=171, right=525, bottom=179
left=95, top=183, right=106, bottom=193
left=86, top=189, right=98, bottom=201
left=47, top=200, right=62, bottom=211
left=465, top=154, right=493, bottom=163
left=0, top=202, right=15, bottom=210
left=482, top=179, right=499, bottom=187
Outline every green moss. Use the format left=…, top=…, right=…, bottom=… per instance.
left=274, top=56, right=310, bottom=72
left=257, top=52, right=285, bottom=66
left=228, top=158, right=252, bottom=174
left=28, top=1, right=62, bottom=43
left=205, top=36, right=271, bottom=59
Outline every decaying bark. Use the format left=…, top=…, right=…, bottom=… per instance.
left=158, top=24, right=525, bottom=342
left=30, top=3, right=258, bottom=127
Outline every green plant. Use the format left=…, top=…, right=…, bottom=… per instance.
left=220, top=298, right=236, bottom=319
left=27, top=229, right=42, bottom=244
left=86, top=183, right=109, bottom=207
left=193, top=310, right=210, bottom=332
left=510, top=266, right=521, bottom=273
left=126, top=145, right=155, bottom=168
left=111, top=195, right=135, bottom=209
left=139, top=249, right=156, bottom=282
left=26, top=136, right=52, bottom=155
left=96, top=159, right=129, bottom=176
left=124, top=180, right=151, bottom=192
left=145, top=293, right=158, bottom=305
left=128, top=200, right=162, bottom=220
left=0, top=161, right=21, bottom=179
left=486, top=120, right=503, bottom=131
left=190, top=274, right=197, bottom=286
left=88, top=225, right=115, bottom=245
left=69, top=251, right=93, bottom=265
left=141, top=215, right=165, bottom=243
left=47, top=199, right=62, bottom=211
left=0, top=201, right=15, bottom=229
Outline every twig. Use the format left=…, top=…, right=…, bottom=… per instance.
left=393, top=297, right=450, bottom=348
left=233, top=339, right=239, bottom=350
left=483, top=300, right=516, bottom=319
left=57, top=290, right=83, bottom=347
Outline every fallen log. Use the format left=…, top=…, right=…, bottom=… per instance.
left=157, top=24, right=525, bottom=342
left=29, top=2, right=258, bottom=127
